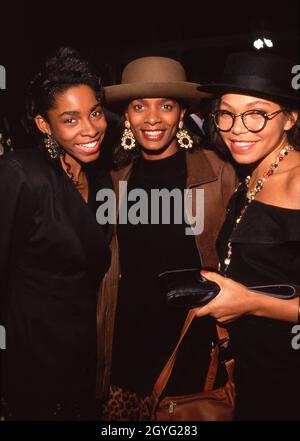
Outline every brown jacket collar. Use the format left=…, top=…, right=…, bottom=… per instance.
left=112, top=149, right=218, bottom=190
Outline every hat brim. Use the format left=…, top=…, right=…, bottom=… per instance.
left=104, top=81, right=211, bottom=109
left=198, top=83, right=300, bottom=107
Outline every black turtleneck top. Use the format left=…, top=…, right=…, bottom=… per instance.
left=112, top=150, right=216, bottom=396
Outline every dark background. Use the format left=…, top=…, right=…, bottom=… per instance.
left=0, top=0, right=299, bottom=148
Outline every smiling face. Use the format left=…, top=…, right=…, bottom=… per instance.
left=125, top=98, right=185, bottom=160
left=35, top=84, right=107, bottom=163
left=218, top=93, right=296, bottom=165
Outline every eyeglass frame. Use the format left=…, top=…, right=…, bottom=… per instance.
left=210, top=108, right=286, bottom=133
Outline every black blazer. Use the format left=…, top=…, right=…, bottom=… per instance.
left=0, top=148, right=111, bottom=407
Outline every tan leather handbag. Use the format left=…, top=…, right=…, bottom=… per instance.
left=150, top=309, right=235, bottom=421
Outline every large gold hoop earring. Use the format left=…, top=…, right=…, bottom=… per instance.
left=121, top=121, right=136, bottom=150
left=176, top=121, right=193, bottom=149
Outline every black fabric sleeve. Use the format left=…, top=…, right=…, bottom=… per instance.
left=0, top=157, right=36, bottom=306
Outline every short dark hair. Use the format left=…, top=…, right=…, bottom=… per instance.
left=26, top=47, right=104, bottom=137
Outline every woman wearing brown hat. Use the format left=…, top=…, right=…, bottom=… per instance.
left=98, top=56, right=237, bottom=420
left=197, top=51, right=300, bottom=420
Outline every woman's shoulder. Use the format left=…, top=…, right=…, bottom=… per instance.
left=286, top=161, right=300, bottom=209
left=191, top=146, right=235, bottom=174
left=0, top=149, right=35, bottom=177
left=0, top=148, right=46, bottom=169
left=277, top=150, right=300, bottom=209
left=0, top=148, right=57, bottom=188
left=110, top=162, right=133, bottom=185
left=194, top=147, right=238, bottom=184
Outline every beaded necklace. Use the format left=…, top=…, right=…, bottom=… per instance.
left=223, top=145, right=294, bottom=272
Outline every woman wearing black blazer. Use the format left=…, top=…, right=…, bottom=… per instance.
left=0, top=47, right=111, bottom=420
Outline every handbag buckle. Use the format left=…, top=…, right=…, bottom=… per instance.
left=218, top=336, right=230, bottom=348
left=168, top=400, right=177, bottom=416
left=217, top=337, right=233, bottom=365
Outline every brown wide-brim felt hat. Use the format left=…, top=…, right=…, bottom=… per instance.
left=104, top=56, right=211, bottom=109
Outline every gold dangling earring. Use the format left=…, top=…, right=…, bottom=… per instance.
left=121, top=121, right=136, bottom=150
left=44, top=133, right=64, bottom=159
left=176, top=121, right=193, bottom=149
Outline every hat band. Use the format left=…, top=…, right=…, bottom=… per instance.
left=221, top=74, right=297, bottom=97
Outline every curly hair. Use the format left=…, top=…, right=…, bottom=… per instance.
left=206, top=98, right=300, bottom=155
left=26, top=47, right=104, bottom=138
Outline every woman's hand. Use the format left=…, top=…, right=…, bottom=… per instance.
left=195, top=271, right=256, bottom=324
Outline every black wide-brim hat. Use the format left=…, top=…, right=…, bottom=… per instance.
left=198, top=51, right=300, bottom=107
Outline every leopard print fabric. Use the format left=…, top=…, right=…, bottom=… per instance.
left=101, top=385, right=153, bottom=421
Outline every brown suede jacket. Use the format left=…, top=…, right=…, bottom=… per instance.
left=96, top=148, right=237, bottom=401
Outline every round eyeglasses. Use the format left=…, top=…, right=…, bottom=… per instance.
left=211, top=109, right=285, bottom=133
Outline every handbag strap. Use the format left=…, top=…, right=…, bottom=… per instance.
left=152, top=309, right=232, bottom=401
left=203, top=324, right=232, bottom=391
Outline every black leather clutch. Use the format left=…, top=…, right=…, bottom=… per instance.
left=158, top=268, right=220, bottom=308
left=158, top=268, right=300, bottom=309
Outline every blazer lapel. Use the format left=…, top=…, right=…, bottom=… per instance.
left=59, top=171, right=108, bottom=287
left=185, top=149, right=218, bottom=188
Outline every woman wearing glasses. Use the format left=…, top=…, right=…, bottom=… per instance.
left=197, top=51, right=300, bottom=420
